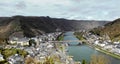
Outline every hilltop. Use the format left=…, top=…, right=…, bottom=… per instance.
left=0, top=16, right=108, bottom=39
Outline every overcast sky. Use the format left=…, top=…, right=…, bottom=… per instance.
left=0, top=0, right=120, bottom=20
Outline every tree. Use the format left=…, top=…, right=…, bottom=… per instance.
left=82, top=59, right=87, bottom=64
left=44, top=56, right=54, bottom=64
left=90, top=55, right=110, bottom=64
left=29, top=39, right=36, bottom=47
left=25, top=57, right=37, bottom=64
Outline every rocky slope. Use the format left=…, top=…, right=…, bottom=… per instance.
left=0, top=16, right=108, bottom=38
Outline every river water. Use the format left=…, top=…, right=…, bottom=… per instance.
left=64, top=32, right=120, bottom=64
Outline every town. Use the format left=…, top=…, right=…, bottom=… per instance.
left=83, top=31, right=120, bottom=59
left=0, top=32, right=76, bottom=64
left=1, top=30, right=120, bottom=64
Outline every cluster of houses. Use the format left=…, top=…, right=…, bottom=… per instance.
left=85, top=32, right=120, bottom=55
left=8, top=32, right=61, bottom=46
left=8, top=54, right=24, bottom=64
left=0, top=32, right=76, bottom=64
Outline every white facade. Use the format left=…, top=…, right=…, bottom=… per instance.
left=0, top=54, right=4, bottom=61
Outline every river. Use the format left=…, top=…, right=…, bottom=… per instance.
left=64, top=32, right=120, bottom=64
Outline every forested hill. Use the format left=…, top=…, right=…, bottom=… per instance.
left=90, top=18, right=120, bottom=41
left=0, top=16, right=109, bottom=38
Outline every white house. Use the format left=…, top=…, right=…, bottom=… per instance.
left=9, top=38, right=29, bottom=46
left=99, top=44, right=105, bottom=47
left=17, top=38, right=29, bottom=46
left=114, top=41, right=120, bottom=44
left=8, top=37, right=19, bottom=44
left=103, top=41, right=108, bottom=45
left=94, top=40, right=99, bottom=45
left=8, top=40, right=17, bottom=44
left=0, top=54, right=4, bottom=61
left=113, top=48, right=120, bottom=53
left=47, top=44, right=53, bottom=48
left=104, top=45, right=113, bottom=49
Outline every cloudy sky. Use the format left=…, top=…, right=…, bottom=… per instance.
left=0, top=0, right=120, bottom=20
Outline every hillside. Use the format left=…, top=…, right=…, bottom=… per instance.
left=90, top=18, right=120, bottom=41
left=0, top=16, right=108, bottom=38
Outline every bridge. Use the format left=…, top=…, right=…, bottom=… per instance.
left=47, top=40, right=86, bottom=46
left=48, top=40, right=82, bottom=43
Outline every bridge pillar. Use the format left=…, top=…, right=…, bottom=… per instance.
left=77, top=42, right=82, bottom=45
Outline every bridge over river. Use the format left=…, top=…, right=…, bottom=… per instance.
left=46, top=40, right=87, bottom=46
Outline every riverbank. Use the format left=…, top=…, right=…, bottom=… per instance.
left=56, top=32, right=64, bottom=41
left=95, top=45, right=120, bottom=59
left=85, top=42, right=120, bottom=60
left=74, top=31, right=120, bottom=60
left=64, top=32, right=120, bottom=64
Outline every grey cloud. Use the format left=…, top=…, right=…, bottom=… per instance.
left=0, top=0, right=120, bottom=20
left=15, top=1, right=26, bottom=9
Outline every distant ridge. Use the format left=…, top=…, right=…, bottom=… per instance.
left=0, top=16, right=109, bottom=38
